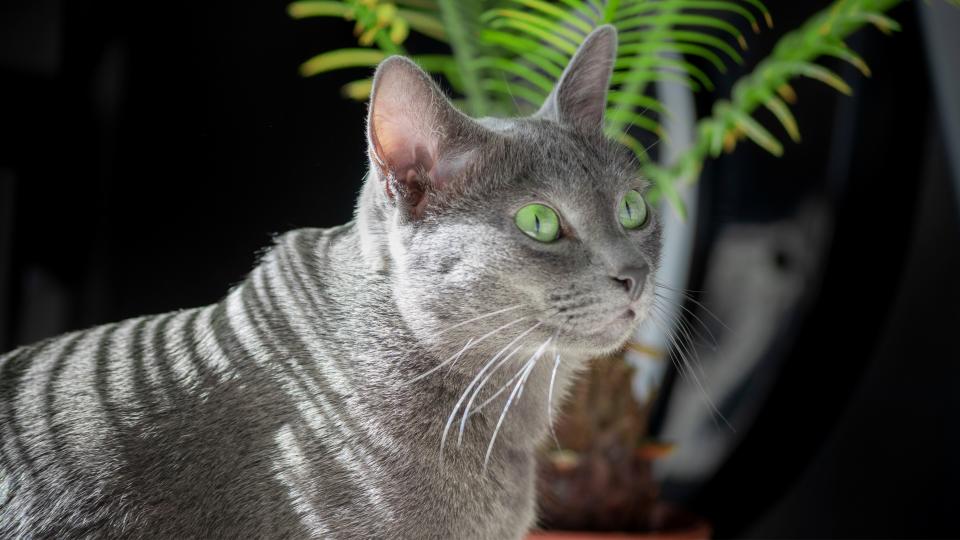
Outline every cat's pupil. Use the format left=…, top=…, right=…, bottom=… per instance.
left=625, top=201, right=633, bottom=218
left=534, top=215, right=541, bottom=233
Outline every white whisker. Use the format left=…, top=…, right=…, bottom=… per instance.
left=547, top=351, right=562, bottom=450
left=441, top=322, right=542, bottom=453
left=434, top=304, right=525, bottom=337
left=408, top=316, right=527, bottom=385
left=482, top=336, right=553, bottom=472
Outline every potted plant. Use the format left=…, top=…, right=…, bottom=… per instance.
left=286, top=0, right=954, bottom=536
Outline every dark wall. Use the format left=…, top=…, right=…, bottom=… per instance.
left=0, top=0, right=371, bottom=348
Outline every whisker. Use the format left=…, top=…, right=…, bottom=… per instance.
left=408, top=316, right=527, bottom=385
left=461, top=344, right=526, bottom=428
left=482, top=336, right=553, bottom=472
left=456, top=325, right=544, bottom=446
left=653, top=293, right=719, bottom=349
left=432, top=304, right=526, bottom=339
left=547, top=350, right=562, bottom=451
left=647, top=308, right=733, bottom=431
left=653, top=282, right=728, bottom=331
left=441, top=322, right=542, bottom=452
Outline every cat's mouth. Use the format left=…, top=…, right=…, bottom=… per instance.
left=553, top=304, right=643, bottom=353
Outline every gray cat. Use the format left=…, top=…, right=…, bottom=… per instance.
left=0, top=25, right=660, bottom=539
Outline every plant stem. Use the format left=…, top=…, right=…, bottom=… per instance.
left=436, top=0, right=488, bottom=116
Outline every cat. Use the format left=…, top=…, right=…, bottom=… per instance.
left=0, top=25, right=660, bottom=539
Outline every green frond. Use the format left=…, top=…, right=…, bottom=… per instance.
left=475, top=57, right=556, bottom=94
left=397, top=9, right=447, bottom=41
left=762, top=94, right=801, bottom=143
left=613, top=131, right=652, bottom=164
left=618, top=29, right=745, bottom=64
left=606, top=91, right=669, bottom=117
left=651, top=0, right=908, bottom=217
left=814, top=41, right=871, bottom=76
left=300, top=48, right=387, bottom=77
left=605, top=109, right=667, bottom=141
left=394, top=0, right=438, bottom=9
left=483, top=9, right=586, bottom=44
left=504, top=0, right=595, bottom=33
left=772, top=61, right=853, bottom=95
left=482, top=79, right=548, bottom=110
left=486, top=19, right=579, bottom=55
left=614, top=55, right=716, bottom=91
left=342, top=79, right=373, bottom=100
left=287, top=1, right=351, bottom=19
left=436, top=0, right=490, bottom=116
left=610, top=69, right=699, bottom=91
left=480, top=30, right=567, bottom=74
left=615, top=14, right=750, bottom=51
left=722, top=104, right=784, bottom=156
left=641, top=162, right=687, bottom=219
left=618, top=41, right=729, bottom=72
left=615, top=0, right=763, bottom=33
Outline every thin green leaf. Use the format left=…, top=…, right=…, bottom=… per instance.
left=437, top=0, right=488, bottom=115
left=300, top=49, right=386, bottom=76
left=342, top=79, right=373, bottom=100
left=763, top=95, right=801, bottom=143
left=815, top=42, right=871, bottom=76
left=506, top=0, right=595, bottom=33
left=488, top=19, right=578, bottom=54
left=740, top=0, right=774, bottom=28
left=397, top=9, right=447, bottom=41
left=615, top=0, right=762, bottom=33
left=480, top=30, right=566, bottom=77
left=476, top=57, right=556, bottom=93
left=618, top=41, right=728, bottom=73
left=642, top=163, right=687, bottom=219
left=776, top=61, right=853, bottom=95
left=610, top=69, right=700, bottom=91
left=614, top=54, right=715, bottom=91
left=482, top=79, right=548, bottom=109
left=606, top=90, right=669, bottom=117
left=611, top=130, right=651, bottom=163
left=484, top=9, right=586, bottom=43
left=618, top=29, right=744, bottom=64
left=287, top=1, right=351, bottom=19
left=615, top=14, right=749, bottom=50
left=728, top=108, right=784, bottom=156
left=605, top=108, right=667, bottom=140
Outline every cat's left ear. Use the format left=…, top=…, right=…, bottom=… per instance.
left=367, top=56, right=482, bottom=218
left=536, top=25, right=617, bottom=132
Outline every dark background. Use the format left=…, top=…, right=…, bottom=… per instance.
left=1, top=0, right=957, bottom=537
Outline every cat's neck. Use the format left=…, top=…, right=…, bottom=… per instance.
left=223, top=221, right=585, bottom=467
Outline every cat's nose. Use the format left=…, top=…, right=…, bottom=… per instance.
left=612, top=265, right=649, bottom=300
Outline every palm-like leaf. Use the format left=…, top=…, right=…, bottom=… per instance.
left=289, top=0, right=955, bottom=215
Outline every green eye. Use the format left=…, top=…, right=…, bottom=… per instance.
left=619, top=190, right=649, bottom=229
left=515, top=203, right=560, bottom=242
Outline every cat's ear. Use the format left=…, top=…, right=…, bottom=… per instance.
left=536, top=25, right=617, bottom=132
left=367, top=56, right=480, bottom=218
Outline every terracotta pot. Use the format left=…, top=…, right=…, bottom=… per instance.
left=527, top=504, right=711, bottom=540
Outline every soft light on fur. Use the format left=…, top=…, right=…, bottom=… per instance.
left=0, top=26, right=661, bottom=539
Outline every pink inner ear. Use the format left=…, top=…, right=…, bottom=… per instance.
left=367, top=57, right=478, bottom=215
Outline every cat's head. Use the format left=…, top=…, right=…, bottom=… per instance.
left=360, top=26, right=660, bottom=362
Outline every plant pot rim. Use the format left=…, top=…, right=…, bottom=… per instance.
left=528, top=504, right=711, bottom=540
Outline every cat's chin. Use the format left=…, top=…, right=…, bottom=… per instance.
left=556, top=311, right=642, bottom=358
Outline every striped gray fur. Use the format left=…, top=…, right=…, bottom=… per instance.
left=0, top=26, right=661, bottom=539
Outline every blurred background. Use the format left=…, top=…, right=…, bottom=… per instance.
left=0, top=0, right=957, bottom=537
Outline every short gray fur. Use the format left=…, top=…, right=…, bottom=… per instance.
left=0, top=26, right=661, bottom=539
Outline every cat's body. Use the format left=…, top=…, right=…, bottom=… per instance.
left=0, top=222, right=547, bottom=538
left=0, top=26, right=661, bottom=539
